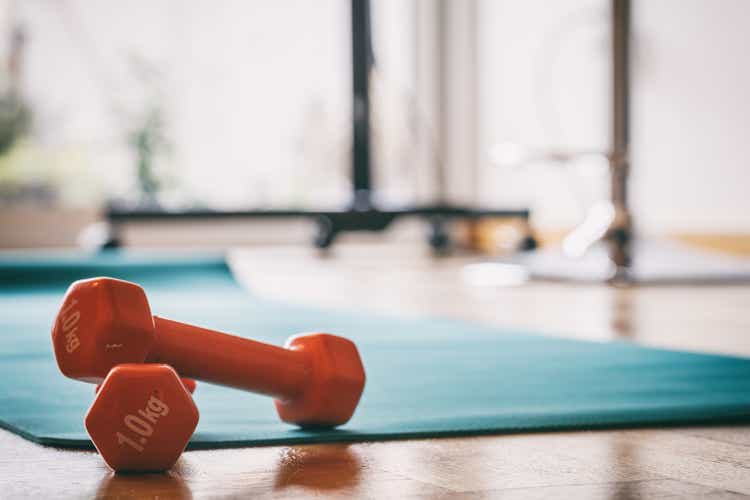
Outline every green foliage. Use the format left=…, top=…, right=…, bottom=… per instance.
left=128, top=106, right=168, bottom=199
left=0, top=92, right=30, bottom=157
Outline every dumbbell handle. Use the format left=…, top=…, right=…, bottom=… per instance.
left=146, top=316, right=312, bottom=400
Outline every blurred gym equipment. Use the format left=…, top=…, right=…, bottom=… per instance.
left=489, top=0, right=750, bottom=284
left=92, top=0, right=530, bottom=253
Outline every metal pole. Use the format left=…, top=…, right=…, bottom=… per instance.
left=609, top=0, right=632, bottom=279
left=351, top=0, right=374, bottom=210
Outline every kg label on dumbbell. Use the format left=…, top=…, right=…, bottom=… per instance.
left=116, top=395, right=170, bottom=453
left=59, top=298, right=81, bottom=354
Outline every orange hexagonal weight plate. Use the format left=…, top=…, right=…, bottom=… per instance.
left=85, top=364, right=199, bottom=472
left=52, top=278, right=155, bottom=383
left=275, top=333, right=366, bottom=427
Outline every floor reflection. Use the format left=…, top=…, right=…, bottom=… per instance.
left=610, top=286, right=635, bottom=339
left=94, top=465, right=192, bottom=499
left=609, top=438, right=641, bottom=500
left=273, top=444, right=361, bottom=492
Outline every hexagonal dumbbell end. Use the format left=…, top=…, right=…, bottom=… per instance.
left=85, top=364, right=199, bottom=472
left=274, top=333, right=366, bottom=427
left=51, top=278, right=156, bottom=383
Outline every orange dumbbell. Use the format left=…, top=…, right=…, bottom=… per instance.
left=52, top=277, right=366, bottom=428
left=86, top=363, right=199, bottom=472
left=95, top=377, right=196, bottom=395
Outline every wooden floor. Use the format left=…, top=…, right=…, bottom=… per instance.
left=2, top=242, right=750, bottom=499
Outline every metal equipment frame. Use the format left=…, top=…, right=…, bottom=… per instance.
left=100, top=0, right=531, bottom=251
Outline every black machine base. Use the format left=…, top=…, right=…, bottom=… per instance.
left=101, top=204, right=532, bottom=252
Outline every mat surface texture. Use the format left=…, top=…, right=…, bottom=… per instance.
left=1, top=252, right=750, bottom=449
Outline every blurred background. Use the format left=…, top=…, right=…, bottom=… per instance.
left=1, top=0, right=748, bottom=253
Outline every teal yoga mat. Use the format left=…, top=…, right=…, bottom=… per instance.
left=1, top=251, right=750, bottom=449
